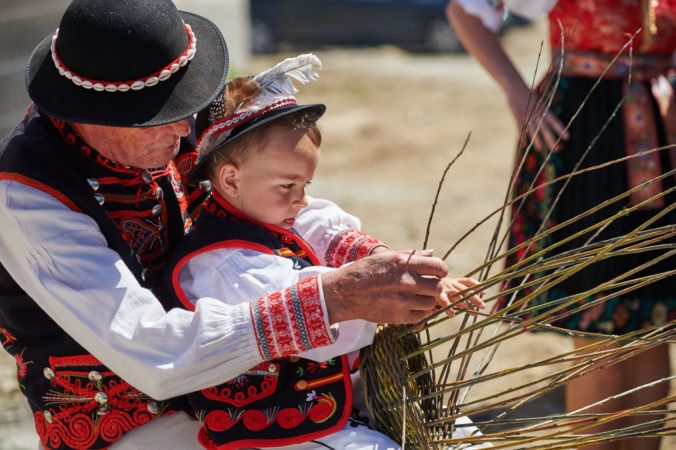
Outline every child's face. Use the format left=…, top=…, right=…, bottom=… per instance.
left=232, top=127, right=319, bottom=229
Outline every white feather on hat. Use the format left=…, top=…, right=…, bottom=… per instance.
left=196, top=53, right=323, bottom=159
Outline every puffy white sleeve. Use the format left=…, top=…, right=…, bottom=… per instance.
left=456, top=0, right=504, bottom=32
left=179, top=248, right=376, bottom=363
left=296, top=196, right=387, bottom=267
left=294, top=196, right=361, bottom=264
left=456, top=0, right=556, bottom=32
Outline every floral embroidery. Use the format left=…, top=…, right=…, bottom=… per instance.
left=14, top=350, right=31, bottom=379
left=305, top=359, right=335, bottom=375
left=499, top=1, right=676, bottom=335
left=48, top=117, right=209, bottom=289
left=308, top=393, right=338, bottom=424
left=526, top=291, right=675, bottom=335
left=0, top=327, right=16, bottom=348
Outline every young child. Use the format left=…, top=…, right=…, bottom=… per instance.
left=161, top=54, right=486, bottom=450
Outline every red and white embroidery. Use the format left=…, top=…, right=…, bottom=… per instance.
left=251, top=275, right=332, bottom=360
left=195, top=99, right=297, bottom=158
left=36, top=355, right=169, bottom=450
left=325, top=230, right=385, bottom=268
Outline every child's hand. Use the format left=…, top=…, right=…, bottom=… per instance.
left=438, top=277, right=485, bottom=318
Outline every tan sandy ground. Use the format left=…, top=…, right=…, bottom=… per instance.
left=0, top=20, right=673, bottom=448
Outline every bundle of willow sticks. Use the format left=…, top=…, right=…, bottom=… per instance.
left=359, top=33, right=675, bottom=449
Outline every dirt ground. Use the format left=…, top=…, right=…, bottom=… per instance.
left=0, top=20, right=673, bottom=449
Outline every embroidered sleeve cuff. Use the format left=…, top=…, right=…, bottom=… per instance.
left=324, top=230, right=387, bottom=268
left=251, top=275, right=334, bottom=360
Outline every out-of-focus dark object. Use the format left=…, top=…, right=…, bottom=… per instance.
left=250, top=0, right=529, bottom=54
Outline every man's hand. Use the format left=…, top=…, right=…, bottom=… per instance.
left=321, top=250, right=448, bottom=324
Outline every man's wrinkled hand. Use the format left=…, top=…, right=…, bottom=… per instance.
left=322, top=250, right=448, bottom=325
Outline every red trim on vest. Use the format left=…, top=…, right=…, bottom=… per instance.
left=209, top=191, right=323, bottom=266
left=170, top=240, right=275, bottom=311
left=38, top=354, right=172, bottom=450
left=0, top=173, right=81, bottom=212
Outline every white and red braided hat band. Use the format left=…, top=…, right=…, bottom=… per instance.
left=50, top=22, right=197, bottom=93
left=195, top=98, right=297, bottom=160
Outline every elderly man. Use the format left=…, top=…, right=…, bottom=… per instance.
left=0, top=0, right=452, bottom=449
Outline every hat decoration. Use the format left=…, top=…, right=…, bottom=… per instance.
left=50, top=23, right=197, bottom=93
left=195, top=53, right=322, bottom=160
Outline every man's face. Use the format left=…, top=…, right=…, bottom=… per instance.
left=75, top=119, right=191, bottom=168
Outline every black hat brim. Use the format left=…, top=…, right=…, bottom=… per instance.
left=25, top=11, right=228, bottom=127
left=191, top=103, right=326, bottom=182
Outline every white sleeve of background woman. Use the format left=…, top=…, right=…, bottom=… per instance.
left=456, top=0, right=557, bottom=32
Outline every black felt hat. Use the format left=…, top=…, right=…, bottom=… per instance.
left=26, top=0, right=228, bottom=127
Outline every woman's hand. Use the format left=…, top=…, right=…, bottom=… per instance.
left=447, top=1, right=569, bottom=153
left=507, top=88, right=569, bottom=152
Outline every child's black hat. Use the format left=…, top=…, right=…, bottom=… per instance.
left=192, top=54, right=325, bottom=180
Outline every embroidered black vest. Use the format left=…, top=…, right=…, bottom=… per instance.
left=161, top=193, right=352, bottom=450
left=0, top=107, right=206, bottom=450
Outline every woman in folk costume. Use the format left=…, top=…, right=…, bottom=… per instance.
left=448, top=1, right=675, bottom=449
left=161, top=54, right=489, bottom=450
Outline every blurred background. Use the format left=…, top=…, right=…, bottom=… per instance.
left=0, top=0, right=532, bottom=136
left=0, top=1, right=672, bottom=449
